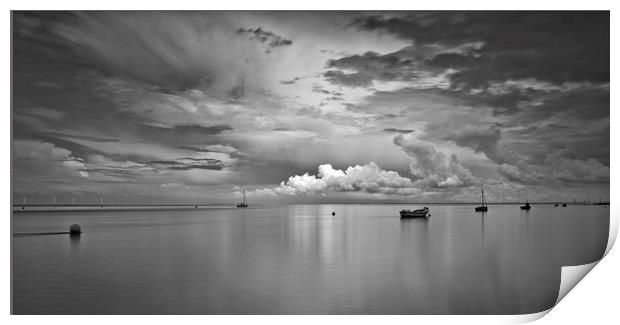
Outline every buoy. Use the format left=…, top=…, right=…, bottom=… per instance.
left=332, top=212, right=335, bottom=216
left=69, top=224, right=81, bottom=235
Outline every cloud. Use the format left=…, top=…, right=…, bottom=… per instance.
left=383, top=128, right=414, bottom=134
left=45, top=131, right=120, bottom=143
left=19, top=107, right=66, bottom=120
left=439, top=125, right=504, bottom=163
left=236, top=27, right=293, bottom=51
left=11, top=12, right=609, bottom=203
left=497, top=163, right=543, bottom=185
left=268, top=162, right=419, bottom=196
left=34, top=81, right=63, bottom=89
left=148, top=158, right=225, bottom=171
left=351, top=12, right=609, bottom=88
left=47, top=12, right=272, bottom=93
left=177, top=144, right=240, bottom=154
left=280, top=77, right=300, bottom=85
left=497, top=152, right=609, bottom=185
left=545, top=153, right=609, bottom=184
left=393, top=134, right=476, bottom=188
left=324, top=51, right=419, bottom=87
left=13, top=139, right=89, bottom=179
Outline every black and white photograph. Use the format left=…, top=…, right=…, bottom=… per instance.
left=10, top=10, right=611, bottom=316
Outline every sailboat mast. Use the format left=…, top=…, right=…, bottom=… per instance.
left=481, top=187, right=485, bottom=207
left=243, top=190, right=247, bottom=204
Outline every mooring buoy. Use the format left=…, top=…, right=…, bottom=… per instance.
left=69, top=224, right=82, bottom=235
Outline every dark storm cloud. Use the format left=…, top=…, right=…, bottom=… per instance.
left=236, top=27, right=293, bottom=50
left=351, top=12, right=609, bottom=89
left=324, top=51, right=418, bottom=87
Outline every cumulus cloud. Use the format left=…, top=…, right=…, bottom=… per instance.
left=393, top=134, right=476, bottom=188
left=268, top=162, right=419, bottom=196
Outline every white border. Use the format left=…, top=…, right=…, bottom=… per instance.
left=3, top=1, right=617, bottom=324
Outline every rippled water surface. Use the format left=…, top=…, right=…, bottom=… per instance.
left=12, top=204, right=609, bottom=314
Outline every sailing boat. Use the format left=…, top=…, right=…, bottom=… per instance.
left=236, top=190, right=248, bottom=208
left=475, top=186, right=488, bottom=212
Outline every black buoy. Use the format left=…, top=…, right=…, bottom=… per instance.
left=69, top=224, right=82, bottom=236
left=331, top=212, right=335, bottom=216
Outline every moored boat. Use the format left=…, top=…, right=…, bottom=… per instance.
left=475, top=186, right=488, bottom=212
left=520, top=201, right=531, bottom=210
left=236, top=190, right=248, bottom=208
left=400, top=207, right=430, bottom=218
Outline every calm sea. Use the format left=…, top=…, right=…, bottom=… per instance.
left=12, top=204, right=609, bottom=314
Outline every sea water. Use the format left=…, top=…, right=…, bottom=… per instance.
left=12, top=204, right=609, bottom=314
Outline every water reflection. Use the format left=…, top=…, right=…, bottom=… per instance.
left=12, top=204, right=609, bottom=315
left=480, top=211, right=485, bottom=243
left=69, top=233, right=80, bottom=246
left=400, top=217, right=430, bottom=228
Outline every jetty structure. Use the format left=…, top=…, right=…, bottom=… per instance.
left=475, top=187, right=488, bottom=212
left=237, top=190, right=248, bottom=208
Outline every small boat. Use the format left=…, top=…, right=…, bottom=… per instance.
left=554, top=203, right=558, bottom=207
left=400, top=207, right=430, bottom=218
left=562, top=203, right=567, bottom=207
left=475, top=186, right=488, bottom=212
left=520, top=201, right=531, bottom=210
left=236, top=190, right=248, bottom=208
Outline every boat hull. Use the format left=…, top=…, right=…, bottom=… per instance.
left=400, top=208, right=430, bottom=218
left=475, top=206, right=488, bottom=212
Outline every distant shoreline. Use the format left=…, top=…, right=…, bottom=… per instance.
left=11, top=202, right=610, bottom=213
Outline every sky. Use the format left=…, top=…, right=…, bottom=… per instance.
left=12, top=11, right=610, bottom=205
